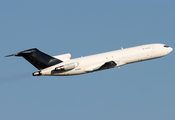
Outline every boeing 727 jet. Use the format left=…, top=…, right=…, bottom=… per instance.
left=6, top=43, right=173, bottom=76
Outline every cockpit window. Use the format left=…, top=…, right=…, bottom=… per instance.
left=164, top=45, right=169, bottom=48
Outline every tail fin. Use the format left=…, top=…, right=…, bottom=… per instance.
left=6, top=48, right=63, bottom=70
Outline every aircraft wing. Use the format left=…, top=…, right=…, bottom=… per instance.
left=85, top=61, right=117, bottom=72
left=97, top=61, right=117, bottom=70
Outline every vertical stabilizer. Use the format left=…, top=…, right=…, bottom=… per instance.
left=6, top=48, right=63, bottom=70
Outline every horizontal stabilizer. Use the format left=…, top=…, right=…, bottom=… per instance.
left=5, top=54, right=16, bottom=57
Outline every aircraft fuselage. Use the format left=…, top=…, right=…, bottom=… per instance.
left=34, top=43, right=172, bottom=76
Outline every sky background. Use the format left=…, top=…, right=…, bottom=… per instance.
left=0, top=0, right=175, bottom=120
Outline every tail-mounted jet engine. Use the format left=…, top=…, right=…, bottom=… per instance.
left=33, top=71, right=41, bottom=76
left=33, top=62, right=79, bottom=76
left=55, top=62, right=78, bottom=71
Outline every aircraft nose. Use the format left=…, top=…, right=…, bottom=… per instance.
left=170, top=47, right=173, bottom=52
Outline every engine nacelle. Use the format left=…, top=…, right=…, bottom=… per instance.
left=55, top=62, right=78, bottom=71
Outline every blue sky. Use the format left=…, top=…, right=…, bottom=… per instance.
left=1, top=0, right=175, bottom=120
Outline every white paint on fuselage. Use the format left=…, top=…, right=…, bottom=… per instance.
left=39, top=43, right=173, bottom=76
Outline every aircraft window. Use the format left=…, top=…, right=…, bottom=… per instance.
left=164, top=45, right=169, bottom=48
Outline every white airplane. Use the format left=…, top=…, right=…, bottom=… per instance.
left=6, top=43, right=173, bottom=76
